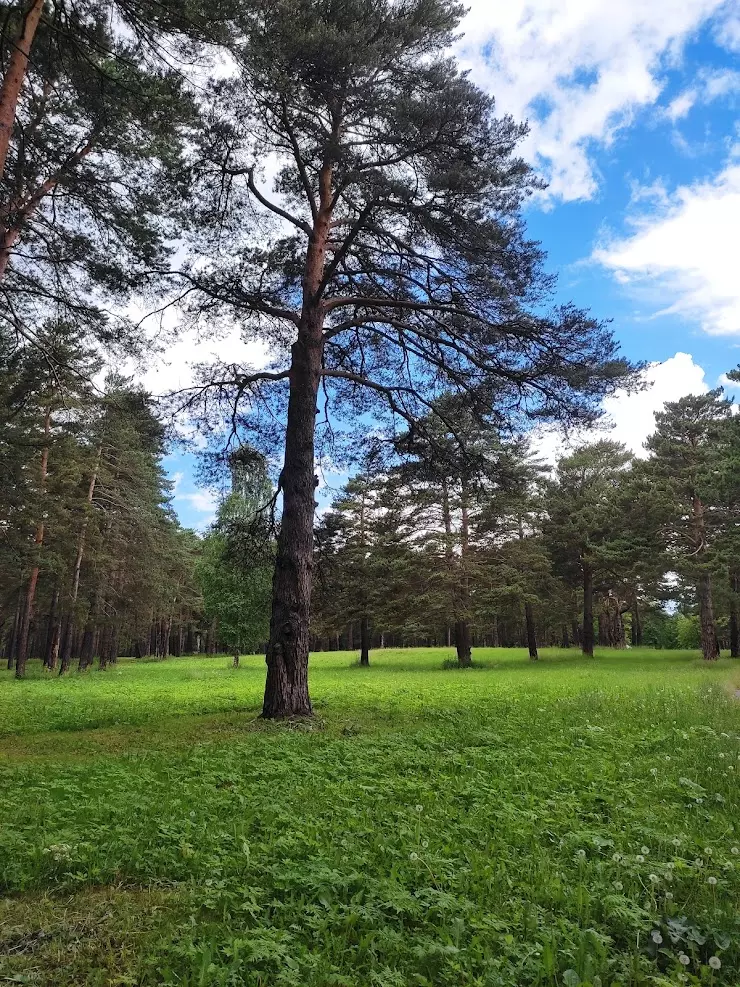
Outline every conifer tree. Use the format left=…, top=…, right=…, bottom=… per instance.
left=644, top=390, right=734, bottom=661
left=181, top=0, right=638, bottom=716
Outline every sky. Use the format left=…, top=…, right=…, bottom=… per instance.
left=162, top=0, right=740, bottom=530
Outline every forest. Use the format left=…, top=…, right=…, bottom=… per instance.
left=1, top=2, right=740, bottom=986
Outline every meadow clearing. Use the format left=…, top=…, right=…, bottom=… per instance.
left=1, top=648, right=740, bottom=986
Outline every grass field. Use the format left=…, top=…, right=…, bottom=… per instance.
left=1, top=647, right=740, bottom=986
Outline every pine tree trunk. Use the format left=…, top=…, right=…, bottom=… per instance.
left=6, top=596, right=21, bottom=669
left=582, top=563, right=594, bottom=657
left=729, top=573, right=739, bottom=658
left=525, top=601, right=538, bottom=660
left=631, top=595, right=643, bottom=647
left=163, top=615, right=172, bottom=658
left=598, top=606, right=609, bottom=646
left=359, top=615, right=370, bottom=666
left=455, top=619, right=472, bottom=667
left=491, top=615, right=500, bottom=648
left=262, top=325, right=322, bottom=718
left=45, top=588, right=61, bottom=670
left=0, top=0, right=44, bottom=187
left=697, top=572, right=720, bottom=660
left=58, top=615, right=74, bottom=674
left=561, top=624, right=570, bottom=648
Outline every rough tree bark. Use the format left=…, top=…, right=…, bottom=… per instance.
left=16, top=403, right=51, bottom=678
left=0, top=0, right=44, bottom=180
left=262, top=158, right=335, bottom=717
left=691, top=493, right=719, bottom=661
left=630, top=594, right=643, bottom=647
left=729, top=572, right=739, bottom=659
left=697, top=572, right=720, bottom=661
left=525, top=602, right=538, bottom=661
left=582, top=561, right=594, bottom=657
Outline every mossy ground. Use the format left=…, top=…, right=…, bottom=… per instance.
left=1, top=648, right=739, bottom=985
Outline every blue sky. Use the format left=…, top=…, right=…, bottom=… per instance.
left=162, top=0, right=740, bottom=530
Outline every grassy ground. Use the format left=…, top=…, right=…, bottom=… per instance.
left=1, top=647, right=739, bottom=986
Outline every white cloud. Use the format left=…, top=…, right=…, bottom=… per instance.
left=456, top=0, right=727, bottom=201
left=174, top=487, right=219, bottom=529
left=594, top=153, right=740, bottom=334
left=664, top=67, right=740, bottom=121
left=601, top=352, right=709, bottom=453
left=533, top=352, right=709, bottom=461
left=135, top=323, right=271, bottom=396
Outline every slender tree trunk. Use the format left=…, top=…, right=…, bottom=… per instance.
left=16, top=405, right=51, bottom=678
left=525, top=602, right=538, bottom=660
left=79, top=587, right=102, bottom=671
left=45, top=586, right=61, bottom=669
left=631, top=594, right=643, bottom=647
left=491, top=615, right=499, bottom=648
left=359, top=614, right=370, bottom=666
left=598, top=606, right=609, bottom=647
left=582, top=562, right=594, bottom=657
left=561, top=624, right=570, bottom=648
left=0, top=0, right=44, bottom=183
left=163, top=614, right=172, bottom=658
left=6, top=595, right=21, bottom=670
left=697, top=572, right=720, bottom=661
left=729, top=572, right=739, bottom=659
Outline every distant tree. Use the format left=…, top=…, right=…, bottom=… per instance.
left=644, top=390, right=735, bottom=661
left=544, top=442, right=634, bottom=657
left=196, top=451, right=273, bottom=665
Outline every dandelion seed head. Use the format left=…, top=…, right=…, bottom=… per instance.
left=636, top=854, right=645, bottom=863
left=651, top=930, right=663, bottom=943
left=679, top=953, right=690, bottom=966
left=709, top=956, right=721, bottom=970
left=707, top=876, right=717, bottom=885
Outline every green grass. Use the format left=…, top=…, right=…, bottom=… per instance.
left=1, top=647, right=740, bottom=986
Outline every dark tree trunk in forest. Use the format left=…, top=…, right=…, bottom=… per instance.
left=6, top=596, right=21, bottom=670
left=697, top=572, right=720, bottom=660
left=58, top=615, right=74, bottom=674
left=525, top=602, right=538, bottom=660
left=729, top=573, right=739, bottom=658
left=262, top=309, right=324, bottom=718
left=359, top=615, right=370, bottom=666
left=598, top=607, right=609, bottom=647
left=455, top=619, right=472, bottom=667
left=491, top=615, right=499, bottom=648
left=45, top=588, right=61, bottom=670
left=16, top=406, right=51, bottom=678
left=582, top=563, right=594, bottom=657
left=561, top=624, right=570, bottom=648
left=630, top=596, right=643, bottom=647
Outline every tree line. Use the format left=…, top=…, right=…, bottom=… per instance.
left=0, top=321, right=273, bottom=675
left=313, top=387, right=740, bottom=666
